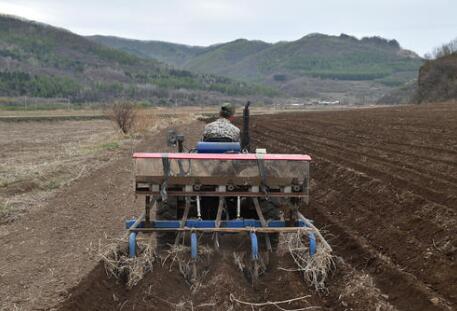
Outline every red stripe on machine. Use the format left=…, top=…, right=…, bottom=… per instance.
left=133, top=153, right=311, bottom=161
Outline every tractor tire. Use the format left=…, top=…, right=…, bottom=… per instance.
left=156, top=197, right=178, bottom=248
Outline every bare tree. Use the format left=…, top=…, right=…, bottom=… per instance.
left=109, top=102, right=136, bottom=134
left=423, top=53, right=433, bottom=60
left=431, top=37, right=457, bottom=59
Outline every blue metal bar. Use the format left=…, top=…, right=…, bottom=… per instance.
left=196, top=142, right=241, bottom=153
left=249, top=232, right=259, bottom=260
left=126, top=219, right=307, bottom=229
left=127, top=217, right=319, bottom=257
left=128, top=232, right=137, bottom=257
left=191, top=232, right=198, bottom=259
left=308, top=233, right=316, bottom=256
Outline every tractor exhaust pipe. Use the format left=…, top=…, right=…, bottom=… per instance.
left=241, top=101, right=251, bottom=152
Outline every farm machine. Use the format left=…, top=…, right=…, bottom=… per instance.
left=126, top=103, right=325, bottom=280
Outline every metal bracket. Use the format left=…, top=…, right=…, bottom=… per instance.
left=145, top=195, right=157, bottom=228
left=256, top=154, right=270, bottom=200
left=214, top=186, right=226, bottom=249
left=174, top=190, right=191, bottom=245
left=253, top=197, right=272, bottom=252
left=160, top=154, right=170, bottom=202
left=249, top=232, right=259, bottom=260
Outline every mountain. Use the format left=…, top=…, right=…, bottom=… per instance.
left=184, top=39, right=272, bottom=79
left=0, top=15, right=276, bottom=104
left=0, top=14, right=424, bottom=105
left=417, top=53, right=457, bottom=103
left=90, top=33, right=424, bottom=103
left=86, top=36, right=273, bottom=79
left=87, top=35, right=205, bottom=66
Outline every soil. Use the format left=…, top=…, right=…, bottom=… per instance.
left=251, top=102, right=457, bottom=310
left=0, top=119, right=127, bottom=223
left=59, top=246, right=333, bottom=311
left=1, top=103, right=456, bottom=311
left=0, top=122, right=204, bottom=310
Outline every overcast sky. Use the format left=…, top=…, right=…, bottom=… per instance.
left=0, top=0, right=456, bottom=56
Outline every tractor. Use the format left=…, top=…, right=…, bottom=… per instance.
left=126, top=103, right=323, bottom=281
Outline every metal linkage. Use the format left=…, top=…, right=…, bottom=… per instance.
left=128, top=222, right=317, bottom=257
left=126, top=219, right=318, bottom=258
left=127, top=189, right=318, bottom=266
left=191, top=232, right=198, bottom=282
left=126, top=219, right=310, bottom=231
left=215, top=186, right=226, bottom=227
left=136, top=189, right=307, bottom=198
left=129, top=232, right=137, bottom=257
left=196, top=195, right=202, bottom=219
left=253, top=197, right=272, bottom=252
left=145, top=196, right=157, bottom=228
left=249, top=232, right=259, bottom=260
left=297, top=211, right=332, bottom=253
left=145, top=196, right=151, bottom=226
left=126, top=211, right=146, bottom=258
left=308, top=232, right=316, bottom=256
left=214, top=186, right=226, bottom=249
left=191, top=232, right=198, bottom=259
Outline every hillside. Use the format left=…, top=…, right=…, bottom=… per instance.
left=377, top=80, right=417, bottom=105
left=0, top=15, right=276, bottom=104
left=184, top=39, right=272, bottom=78
left=87, top=35, right=204, bottom=66
left=417, top=53, right=457, bottom=103
left=91, top=33, right=424, bottom=103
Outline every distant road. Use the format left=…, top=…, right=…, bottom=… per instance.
left=0, top=115, right=109, bottom=122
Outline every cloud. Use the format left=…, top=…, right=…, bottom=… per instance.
left=0, top=0, right=456, bottom=55
left=0, top=1, right=47, bottom=20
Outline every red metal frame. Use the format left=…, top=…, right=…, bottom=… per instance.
left=133, top=152, right=311, bottom=161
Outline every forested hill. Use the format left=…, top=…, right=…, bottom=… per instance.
left=87, top=35, right=205, bottom=67
left=417, top=53, right=457, bottom=103
left=90, top=33, right=424, bottom=102
left=90, top=34, right=422, bottom=83
left=0, top=15, right=276, bottom=103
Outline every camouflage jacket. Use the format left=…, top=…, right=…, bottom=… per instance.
left=202, top=118, right=240, bottom=142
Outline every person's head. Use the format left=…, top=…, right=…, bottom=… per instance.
left=220, top=102, right=235, bottom=120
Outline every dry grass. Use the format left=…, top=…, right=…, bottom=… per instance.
left=232, top=251, right=246, bottom=272
left=0, top=119, right=128, bottom=222
left=132, top=107, right=198, bottom=135
left=279, top=229, right=335, bottom=291
left=96, top=237, right=156, bottom=288
left=0, top=107, right=200, bottom=223
left=0, top=201, right=13, bottom=220
left=232, top=250, right=269, bottom=279
left=160, top=241, right=214, bottom=289
left=338, top=271, right=397, bottom=311
left=0, top=108, right=104, bottom=117
left=93, top=229, right=332, bottom=300
left=229, top=294, right=318, bottom=311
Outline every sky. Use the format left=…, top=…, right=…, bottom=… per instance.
left=0, top=0, right=456, bottom=56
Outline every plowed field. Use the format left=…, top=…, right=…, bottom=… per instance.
left=59, top=103, right=456, bottom=311
left=2, top=103, right=456, bottom=311
left=250, top=102, right=457, bottom=310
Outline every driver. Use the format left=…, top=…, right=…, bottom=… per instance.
left=202, top=103, right=240, bottom=142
